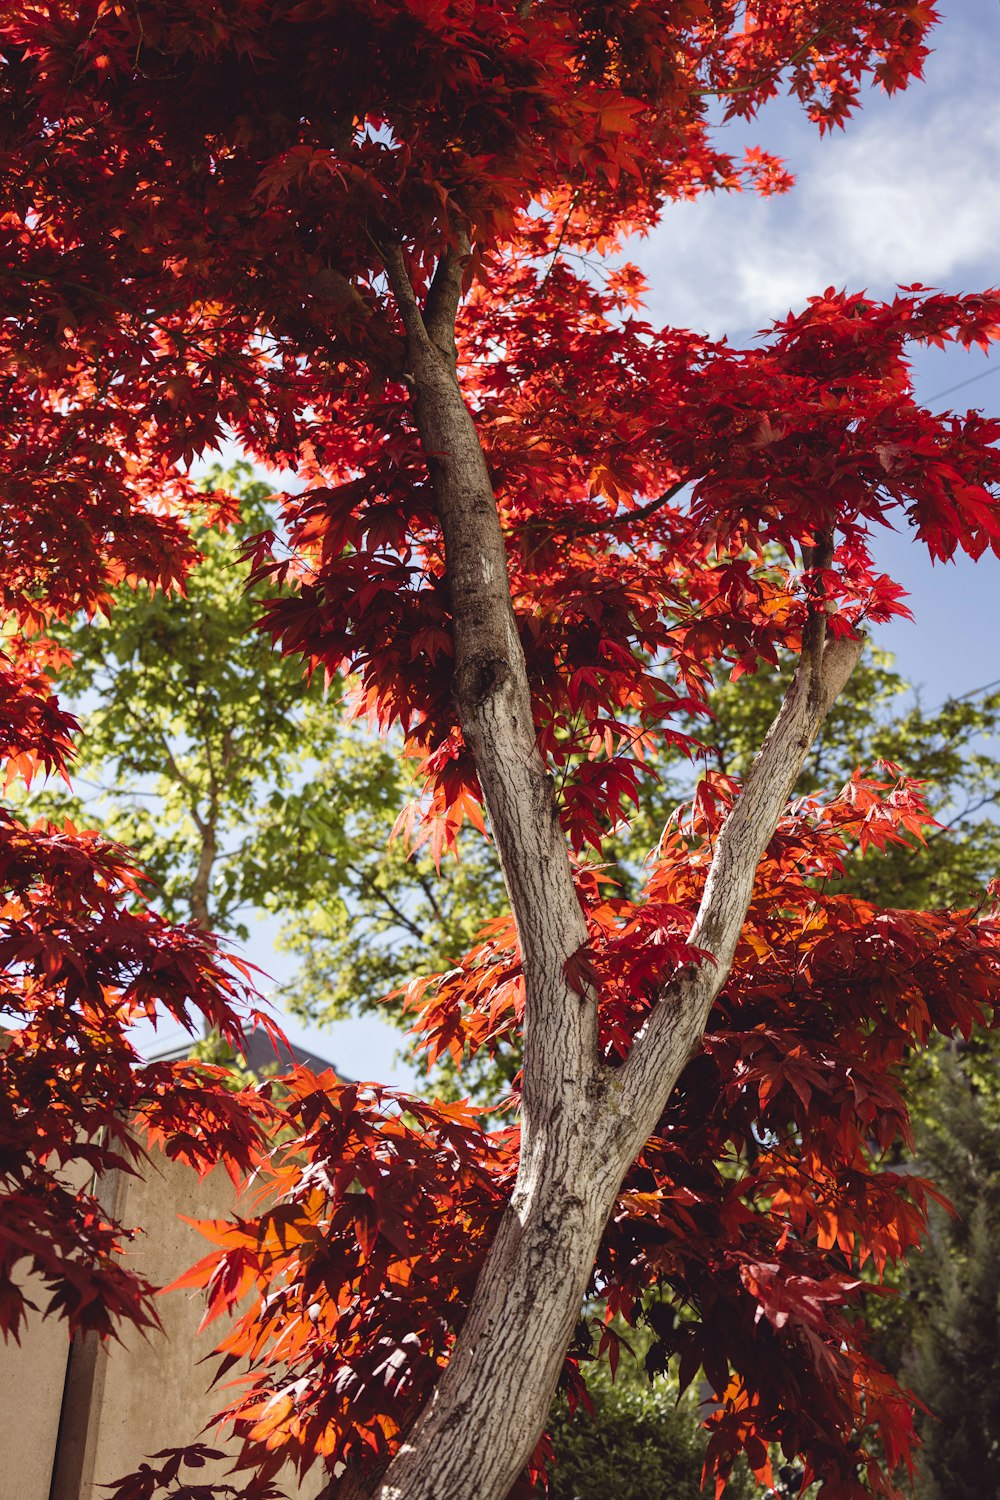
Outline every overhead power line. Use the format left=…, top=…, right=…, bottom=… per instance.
left=926, top=364, right=1000, bottom=403
left=946, top=677, right=1000, bottom=705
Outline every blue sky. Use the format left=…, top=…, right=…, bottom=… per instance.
left=640, top=0, right=1000, bottom=704
left=156, top=0, right=1000, bottom=1087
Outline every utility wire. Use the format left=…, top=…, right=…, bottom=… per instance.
left=944, top=677, right=1000, bottom=706
left=926, top=364, right=1000, bottom=403
left=913, top=678, right=1000, bottom=727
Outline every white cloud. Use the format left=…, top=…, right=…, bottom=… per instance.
left=822, top=101, right=1000, bottom=282
left=639, top=41, right=1000, bottom=339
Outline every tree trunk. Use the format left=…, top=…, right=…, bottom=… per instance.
left=367, top=243, right=864, bottom=1500
left=377, top=1125, right=625, bottom=1500
left=371, top=965, right=724, bottom=1500
left=190, top=818, right=217, bottom=930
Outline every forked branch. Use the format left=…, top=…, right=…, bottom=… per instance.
left=618, top=620, right=864, bottom=1123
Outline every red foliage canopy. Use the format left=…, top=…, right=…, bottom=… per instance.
left=2, top=2, right=1000, bottom=1497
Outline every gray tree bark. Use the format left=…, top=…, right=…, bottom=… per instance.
left=362, top=243, right=863, bottom=1500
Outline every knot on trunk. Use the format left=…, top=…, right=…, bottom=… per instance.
left=458, top=654, right=510, bottom=706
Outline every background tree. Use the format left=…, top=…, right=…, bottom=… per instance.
left=33, top=463, right=366, bottom=935
left=546, top=1367, right=756, bottom=1500
left=669, top=661, right=1000, bottom=914
left=906, top=1046, right=1000, bottom=1497
left=29, top=463, right=507, bottom=1060
left=853, top=1035, right=1000, bottom=1500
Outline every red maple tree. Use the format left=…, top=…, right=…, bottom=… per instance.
left=2, top=3, right=1000, bottom=1498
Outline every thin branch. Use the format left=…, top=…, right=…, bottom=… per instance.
left=189, top=817, right=218, bottom=929
left=519, top=477, right=693, bottom=569
left=696, top=24, right=833, bottom=101
left=381, top=241, right=435, bottom=356
left=346, top=861, right=426, bottom=942
left=141, top=719, right=202, bottom=824
left=414, top=869, right=446, bottom=925
left=926, top=793, right=995, bottom=837
left=563, top=477, right=691, bottom=542
left=618, top=620, right=864, bottom=1122
left=536, top=189, right=582, bottom=296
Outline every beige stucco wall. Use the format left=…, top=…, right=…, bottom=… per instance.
left=0, top=1276, right=70, bottom=1500
left=3, top=1149, right=326, bottom=1500
left=1, top=1155, right=95, bottom=1500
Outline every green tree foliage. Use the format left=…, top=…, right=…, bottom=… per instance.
left=865, top=1037, right=1000, bottom=1500
left=28, top=465, right=506, bottom=1047
left=30, top=465, right=354, bottom=933
left=662, top=658, right=1000, bottom=912
left=280, top=786, right=503, bottom=1035
left=540, top=1316, right=758, bottom=1500
left=546, top=1376, right=755, bottom=1500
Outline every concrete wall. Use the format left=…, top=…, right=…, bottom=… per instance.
left=0, top=1274, right=70, bottom=1500
left=1, top=1156, right=95, bottom=1500
left=3, top=1150, right=326, bottom=1500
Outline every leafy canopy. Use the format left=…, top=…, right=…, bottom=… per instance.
left=2, top=3, right=1000, bottom=1499
left=44, top=498, right=1000, bottom=1102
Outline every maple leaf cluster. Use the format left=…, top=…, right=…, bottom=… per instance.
left=258, top=263, right=1000, bottom=860
left=165, top=776, right=1000, bottom=1500
left=2, top=2, right=1000, bottom=1497
left=154, top=1077, right=512, bottom=1493
left=0, top=241, right=276, bottom=1344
